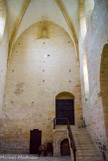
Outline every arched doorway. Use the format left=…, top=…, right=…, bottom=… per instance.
left=100, top=44, right=108, bottom=140
left=60, top=139, right=70, bottom=156
left=56, top=92, right=75, bottom=125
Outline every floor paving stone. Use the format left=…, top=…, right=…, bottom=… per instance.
left=0, top=155, right=71, bottom=161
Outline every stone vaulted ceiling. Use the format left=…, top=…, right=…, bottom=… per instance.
left=5, top=0, right=80, bottom=63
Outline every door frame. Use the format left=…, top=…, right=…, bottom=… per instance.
left=30, top=129, right=42, bottom=154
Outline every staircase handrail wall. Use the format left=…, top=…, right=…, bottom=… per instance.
left=53, top=118, right=77, bottom=161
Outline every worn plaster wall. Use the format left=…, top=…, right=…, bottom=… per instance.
left=1, top=21, right=82, bottom=153
left=79, top=0, right=108, bottom=156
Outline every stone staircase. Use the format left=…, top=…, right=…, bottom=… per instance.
left=70, top=127, right=103, bottom=161
left=53, top=125, right=103, bottom=161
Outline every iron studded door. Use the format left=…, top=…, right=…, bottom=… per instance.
left=56, top=99, right=74, bottom=125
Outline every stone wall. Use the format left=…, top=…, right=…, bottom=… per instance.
left=100, top=44, right=108, bottom=157
left=79, top=0, right=108, bottom=157
left=0, top=21, right=82, bottom=153
left=0, top=22, right=8, bottom=116
left=53, top=129, right=68, bottom=156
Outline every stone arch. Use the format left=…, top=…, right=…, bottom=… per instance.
left=100, top=44, right=108, bottom=142
left=53, top=130, right=68, bottom=156
left=58, top=135, right=68, bottom=146
left=8, top=20, right=76, bottom=64
left=56, top=92, right=74, bottom=100
left=0, top=0, right=6, bottom=43
left=15, top=20, right=73, bottom=44
left=84, top=0, right=94, bottom=26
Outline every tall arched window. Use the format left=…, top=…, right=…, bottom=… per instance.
left=0, top=0, right=6, bottom=43
left=56, top=92, right=75, bottom=125
left=83, top=52, right=89, bottom=97
left=80, top=0, right=87, bottom=42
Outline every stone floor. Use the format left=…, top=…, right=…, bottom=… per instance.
left=0, top=155, right=72, bottom=161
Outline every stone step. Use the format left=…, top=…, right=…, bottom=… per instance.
left=76, top=158, right=103, bottom=161
left=76, top=150, right=99, bottom=153
left=74, top=140, right=93, bottom=143
left=75, top=143, right=95, bottom=146
left=76, top=147, right=97, bottom=150
left=76, top=156, right=102, bottom=159
left=74, top=140, right=94, bottom=143
left=74, top=138, right=93, bottom=140
left=76, top=153, right=100, bottom=157
left=75, top=142, right=94, bottom=144
left=73, top=136, right=93, bottom=138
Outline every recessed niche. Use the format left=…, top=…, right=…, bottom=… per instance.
left=68, top=41, right=70, bottom=43
left=11, top=101, right=14, bottom=104
left=18, top=43, right=20, bottom=45
left=42, top=70, right=45, bottom=72
left=43, top=80, right=45, bottom=82
left=69, top=80, right=71, bottom=83
left=85, top=98, right=88, bottom=101
left=69, top=70, right=71, bottom=72
left=12, top=70, right=14, bottom=72
left=43, top=42, right=45, bottom=44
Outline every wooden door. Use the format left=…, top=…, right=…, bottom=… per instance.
left=61, top=139, right=70, bottom=156
left=56, top=99, right=74, bottom=125
left=30, top=129, right=41, bottom=154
